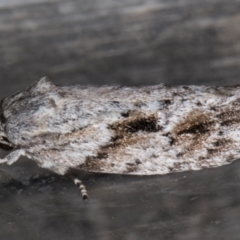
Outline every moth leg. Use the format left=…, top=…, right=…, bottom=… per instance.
left=72, top=178, right=88, bottom=201
left=0, top=149, right=25, bottom=165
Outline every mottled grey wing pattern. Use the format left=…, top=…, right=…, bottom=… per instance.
left=1, top=77, right=240, bottom=177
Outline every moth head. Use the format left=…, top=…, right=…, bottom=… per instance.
left=0, top=99, right=14, bottom=150
left=0, top=77, right=58, bottom=148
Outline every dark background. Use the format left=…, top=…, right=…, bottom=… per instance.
left=1, top=0, right=240, bottom=239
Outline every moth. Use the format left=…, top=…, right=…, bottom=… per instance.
left=0, top=77, right=240, bottom=200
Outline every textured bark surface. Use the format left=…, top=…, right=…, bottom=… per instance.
left=1, top=1, right=240, bottom=240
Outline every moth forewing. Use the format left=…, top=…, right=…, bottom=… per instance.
left=1, top=77, right=240, bottom=200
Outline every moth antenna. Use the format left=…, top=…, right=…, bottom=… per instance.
left=72, top=177, right=88, bottom=201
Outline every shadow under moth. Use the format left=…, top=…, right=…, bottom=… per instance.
left=0, top=77, right=240, bottom=200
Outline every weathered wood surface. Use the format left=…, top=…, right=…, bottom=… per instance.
left=1, top=1, right=240, bottom=240
left=1, top=0, right=240, bottom=95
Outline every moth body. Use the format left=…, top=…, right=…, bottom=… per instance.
left=1, top=77, right=240, bottom=199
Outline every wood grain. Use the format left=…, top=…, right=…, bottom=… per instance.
left=0, top=0, right=240, bottom=95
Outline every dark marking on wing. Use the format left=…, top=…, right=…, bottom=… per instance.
left=96, top=152, right=108, bottom=159
left=121, top=111, right=130, bottom=118
left=172, top=109, right=233, bottom=160
left=174, top=111, right=213, bottom=135
left=212, top=139, right=228, bottom=147
left=172, top=111, right=214, bottom=154
left=162, top=99, right=172, bottom=105
left=110, top=113, right=161, bottom=134
left=78, top=152, right=109, bottom=171
left=103, top=113, right=162, bottom=149
left=124, top=160, right=141, bottom=173
left=125, top=165, right=138, bottom=173
left=78, top=156, right=103, bottom=171
left=217, top=110, right=240, bottom=126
